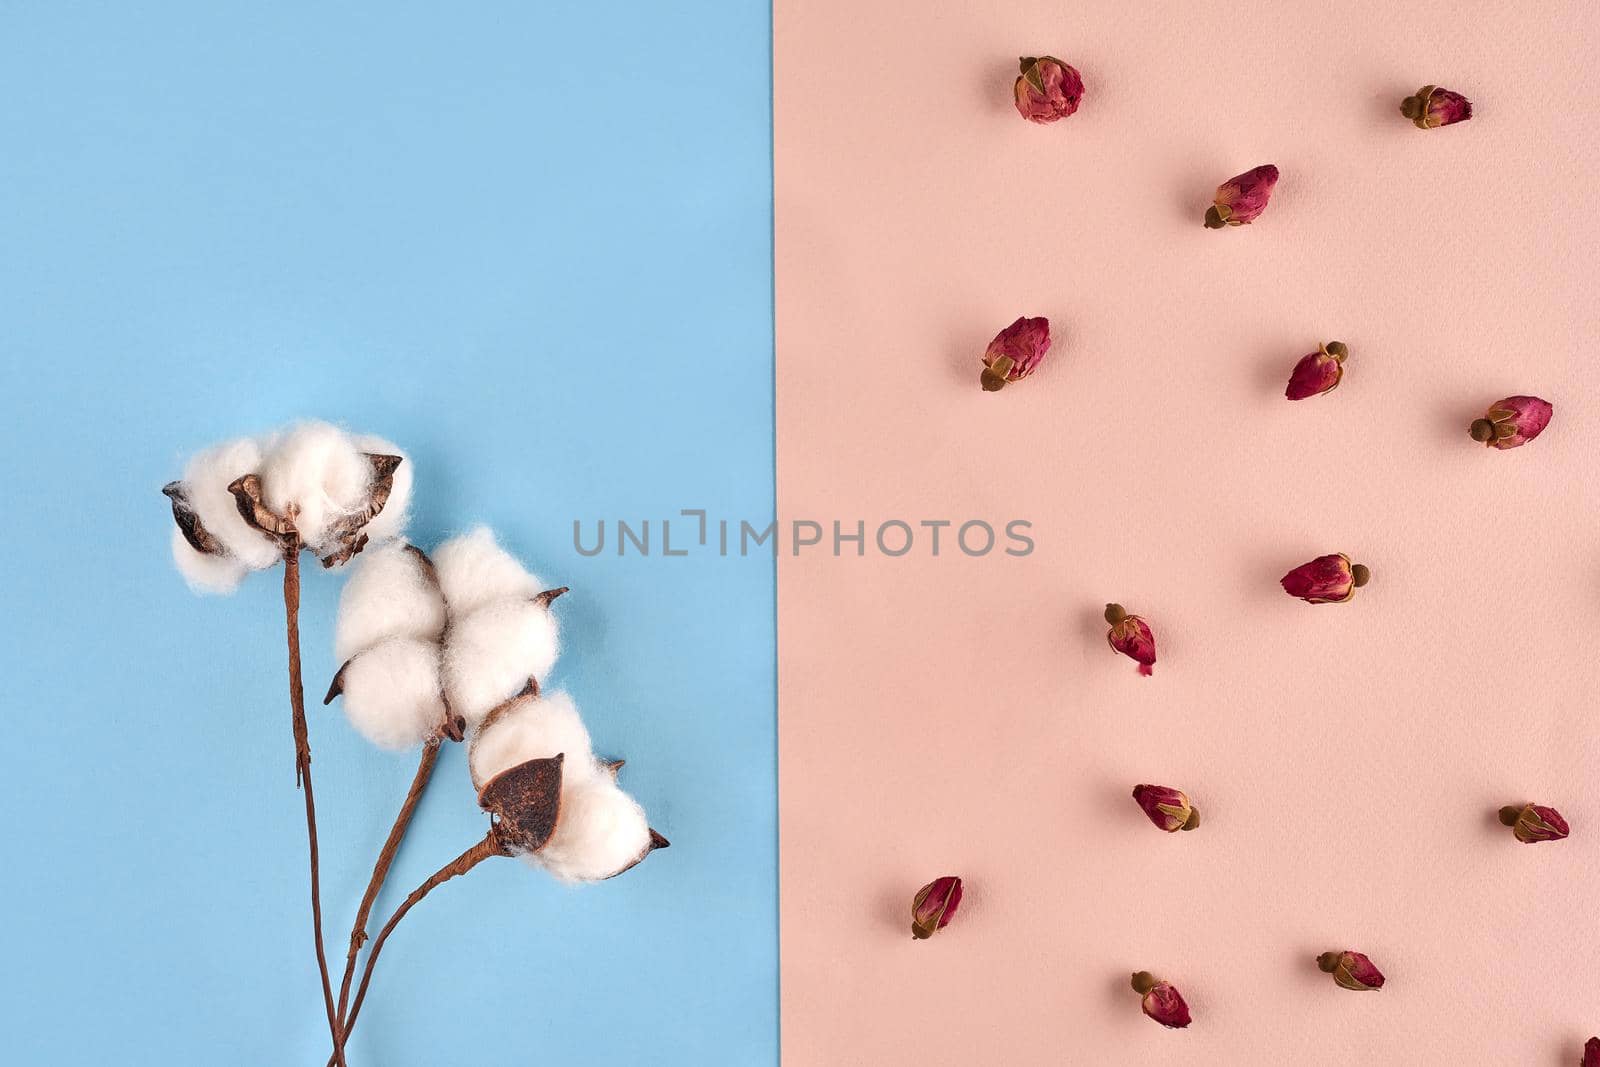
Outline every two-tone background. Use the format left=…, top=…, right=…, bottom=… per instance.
left=4, top=2, right=1597, bottom=1064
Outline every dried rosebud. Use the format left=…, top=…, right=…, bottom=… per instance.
left=1132, top=784, right=1199, bottom=832
left=1400, top=85, right=1473, bottom=129
left=981, top=316, right=1051, bottom=391
left=1584, top=1037, right=1600, bottom=1067
left=1014, top=56, right=1083, bottom=124
left=911, top=876, right=963, bottom=940
left=1280, top=554, right=1369, bottom=604
left=1104, top=603, right=1156, bottom=676
left=1204, top=164, right=1278, bottom=228
left=1317, top=951, right=1385, bottom=991
left=1131, top=971, right=1191, bottom=1028
left=1470, top=395, right=1553, bottom=450
left=1499, top=803, right=1570, bottom=844
left=1286, top=341, right=1348, bottom=400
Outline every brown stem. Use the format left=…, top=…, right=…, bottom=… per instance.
left=285, top=548, right=343, bottom=1065
left=332, top=738, right=443, bottom=1054
left=329, top=831, right=509, bottom=1063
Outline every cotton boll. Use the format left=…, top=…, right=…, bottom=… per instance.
left=432, top=527, right=546, bottom=617
left=177, top=437, right=282, bottom=570
left=336, top=637, right=446, bottom=750
left=334, top=542, right=447, bottom=662
left=350, top=433, right=411, bottom=546
left=469, top=690, right=596, bottom=791
left=443, top=597, right=561, bottom=727
left=258, top=421, right=372, bottom=551
left=533, top=774, right=653, bottom=883
left=170, top=527, right=249, bottom=594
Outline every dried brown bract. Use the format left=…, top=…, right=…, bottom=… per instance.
left=319, top=454, right=404, bottom=567
left=162, top=481, right=224, bottom=556
left=228, top=472, right=299, bottom=546
left=479, top=753, right=567, bottom=854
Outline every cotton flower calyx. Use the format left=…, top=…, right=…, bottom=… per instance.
left=468, top=686, right=667, bottom=882
left=229, top=450, right=402, bottom=566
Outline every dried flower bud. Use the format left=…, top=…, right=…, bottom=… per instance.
left=1104, top=603, right=1156, bottom=676
left=911, top=876, right=963, bottom=940
left=1400, top=85, right=1472, bottom=129
left=1280, top=554, right=1369, bottom=604
left=1286, top=342, right=1348, bottom=400
left=1131, top=971, right=1191, bottom=1028
left=1014, top=56, right=1084, bottom=124
left=1132, top=784, right=1199, bottom=832
left=1498, top=803, right=1570, bottom=844
left=1584, top=1036, right=1599, bottom=1067
left=1204, top=164, right=1278, bottom=228
left=1317, top=951, right=1385, bottom=991
left=1469, top=395, right=1553, bottom=450
left=980, top=316, right=1051, bottom=391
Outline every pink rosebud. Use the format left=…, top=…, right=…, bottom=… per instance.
left=981, top=315, right=1051, bottom=391
left=1317, top=951, right=1386, bottom=991
left=1470, top=395, right=1553, bottom=450
left=1104, top=603, right=1156, bottom=675
left=1204, top=164, right=1278, bottom=228
left=1285, top=341, right=1348, bottom=400
left=1013, top=56, right=1084, bottom=123
left=1131, top=972, right=1191, bottom=1028
left=1280, top=553, right=1370, bottom=604
left=1401, top=85, right=1473, bottom=129
left=1132, top=784, right=1200, bottom=832
left=1584, top=1037, right=1599, bottom=1067
left=1499, top=803, right=1570, bottom=844
left=911, top=875, right=963, bottom=939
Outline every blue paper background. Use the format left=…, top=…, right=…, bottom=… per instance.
left=0, top=3, right=775, bottom=1063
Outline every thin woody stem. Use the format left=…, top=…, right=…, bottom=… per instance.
left=284, top=548, right=343, bottom=1065
left=329, top=831, right=509, bottom=1063
left=332, top=738, right=443, bottom=1053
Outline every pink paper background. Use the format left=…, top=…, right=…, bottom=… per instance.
left=776, top=3, right=1599, bottom=1064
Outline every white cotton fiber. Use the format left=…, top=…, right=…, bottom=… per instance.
left=350, top=433, right=411, bottom=546
left=170, top=527, right=249, bottom=594
left=432, top=527, right=546, bottom=617
left=462, top=681, right=657, bottom=882
left=469, top=690, right=597, bottom=791
left=177, top=436, right=282, bottom=570
left=334, top=541, right=447, bottom=663
left=443, top=597, right=561, bottom=727
left=258, top=421, right=372, bottom=551
left=337, top=637, right=446, bottom=750
left=532, top=773, right=653, bottom=883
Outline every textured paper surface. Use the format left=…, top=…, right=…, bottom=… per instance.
left=776, top=3, right=1599, bottom=1063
